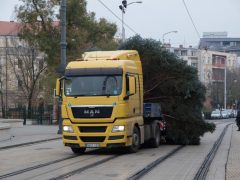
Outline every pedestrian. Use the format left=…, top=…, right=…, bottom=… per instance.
left=236, top=110, right=240, bottom=131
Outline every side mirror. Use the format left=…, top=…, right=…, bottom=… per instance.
left=55, top=78, right=61, bottom=97
left=129, top=76, right=136, bottom=95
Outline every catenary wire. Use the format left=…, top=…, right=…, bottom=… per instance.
left=182, top=0, right=200, bottom=38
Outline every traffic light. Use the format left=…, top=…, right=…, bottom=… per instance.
left=119, top=5, right=125, bottom=13
left=122, top=0, right=127, bottom=8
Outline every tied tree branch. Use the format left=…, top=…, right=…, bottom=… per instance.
left=144, top=76, right=178, bottom=95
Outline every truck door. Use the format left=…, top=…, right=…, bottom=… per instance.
left=126, top=74, right=141, bottom=116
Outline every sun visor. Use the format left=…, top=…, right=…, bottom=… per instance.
left=65, top=68, right=123, bottom=76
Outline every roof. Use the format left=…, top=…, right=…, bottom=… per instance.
left=200, top=37, right=240, bottom=42
left=66, top=50, right=140, bottom=74
left=0, top=21, right=20, bottom=36
left=82, top=50, right=140, bottom=61
left=0, top=21, right=60, bottom=36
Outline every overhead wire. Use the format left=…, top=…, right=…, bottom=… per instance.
left=182, top=0, right=200, bottom=38
left=97, top=0, right=138, bottom=35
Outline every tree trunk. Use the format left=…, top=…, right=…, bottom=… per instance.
left=0, top=93, right=5, bottom=118
left=27, top=98, right=32, bottom=119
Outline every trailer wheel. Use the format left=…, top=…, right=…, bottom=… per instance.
left=71, top=147, right=86, bottom=154
left=127, top=126, right=140, bottom=153
left=149, top=125, right=160, bottom=148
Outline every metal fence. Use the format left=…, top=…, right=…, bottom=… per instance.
left=0, top=105, right=54, bottom=125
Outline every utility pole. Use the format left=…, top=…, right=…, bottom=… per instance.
left=58, top=0, right=67, bottom=134
left=224, top=59, right=227, bottom=109
left=60, top=0, right=67, bottom=74
left=5, top=36, right=8, bottom=117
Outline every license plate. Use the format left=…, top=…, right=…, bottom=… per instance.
left=86, top=143, right=100, bottom=148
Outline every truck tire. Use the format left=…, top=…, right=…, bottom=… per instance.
left=71, top=147, right=86, bottom=154
left=149, top=125, right=160, bottom=148
left=127, top=126, right=140, bottom=153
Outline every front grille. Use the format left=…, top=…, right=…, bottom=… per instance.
left=108, top=135, right=124, bottom=140
left=79, top=126, right=107, bottom=133
left=64, top=136, right=78, bottom=140
left=80, top=136, right=105, bottom=142
left=71, top=106, right=113, bottom=118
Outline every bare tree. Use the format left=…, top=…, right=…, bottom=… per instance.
left=6, top=37, right=47, bottom=118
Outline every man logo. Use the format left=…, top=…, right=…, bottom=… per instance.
left=90, top=110, right=94, bottom=117
left=84, top=109, right=100, bottom=117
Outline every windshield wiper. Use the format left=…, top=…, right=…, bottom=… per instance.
left=68, top=94, right=88, bottom=97
left=102, top=94, right=112, bottom=97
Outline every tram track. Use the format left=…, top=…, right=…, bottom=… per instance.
left=0, top=148, right=120, bottom=179
left=127, top=123, right=231, bottom=180
left=193, top=123, right=231, bottom=180
left=127, top=145, right=184, bottom=180
left=0, top=137, right=61, bottom=151
left=0, top=155, right=76, bottom=179
left=49, top=154, right=121, bottom=180
left=0, top=123, right=232, bottom=180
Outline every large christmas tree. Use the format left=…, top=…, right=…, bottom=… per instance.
left=119, top=35, right=215, bottom=145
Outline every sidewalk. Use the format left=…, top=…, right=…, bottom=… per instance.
left=226, top=124, right=240, bottom=180
left=0, top=125, right=61, bottom=149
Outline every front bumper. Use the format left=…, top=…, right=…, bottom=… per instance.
left=62, top=119, right=132, bottom=148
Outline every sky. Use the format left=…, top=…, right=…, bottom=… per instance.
left=1, top=0, right=240, bottom=47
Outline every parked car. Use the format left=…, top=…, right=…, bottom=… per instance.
left=211, top=110, right=222, bottom=119
left=221, top=110, right=229, bottom=119
left=226, top=109, right=234, bottom=118
left=233, top=110, right=238, bottom=118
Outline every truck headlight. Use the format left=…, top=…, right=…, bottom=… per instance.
left=112, top=125, right=125, bottom=132
left=63, top=125, right=74, bottom=133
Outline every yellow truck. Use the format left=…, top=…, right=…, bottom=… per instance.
left=55, top=50, right=166, bottom=154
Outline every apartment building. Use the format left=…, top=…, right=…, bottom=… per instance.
left=166, top=44, right=238, bottom=108
left=166, top=45, right=237, bottom=84
left=0, top=21, right=45, bottom=112
left=199, top=32, right=240, bottom=65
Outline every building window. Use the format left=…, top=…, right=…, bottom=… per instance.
left=181, top=50, right=187, bottom=56
left=223, top=41, right=230, bottom=46
left=191, top=63, right=198, bottom=68
left=230, top=42, right=236, bottom=46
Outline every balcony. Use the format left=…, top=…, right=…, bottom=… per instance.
left=212, top=63, right=225, bottom=69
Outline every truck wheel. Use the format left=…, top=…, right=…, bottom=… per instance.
left=71, top=147, right=86, bottom=154
left=127, top=126, right=140, bottom=153
left=149, top=125, right=160, bottom=148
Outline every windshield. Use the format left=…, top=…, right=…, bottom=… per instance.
left=64, top=75, right=122, bottom=96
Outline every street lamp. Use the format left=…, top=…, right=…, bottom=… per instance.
left=119, top=0, right=142, bottom=42
left=162, top=30, right=178, bottom=45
